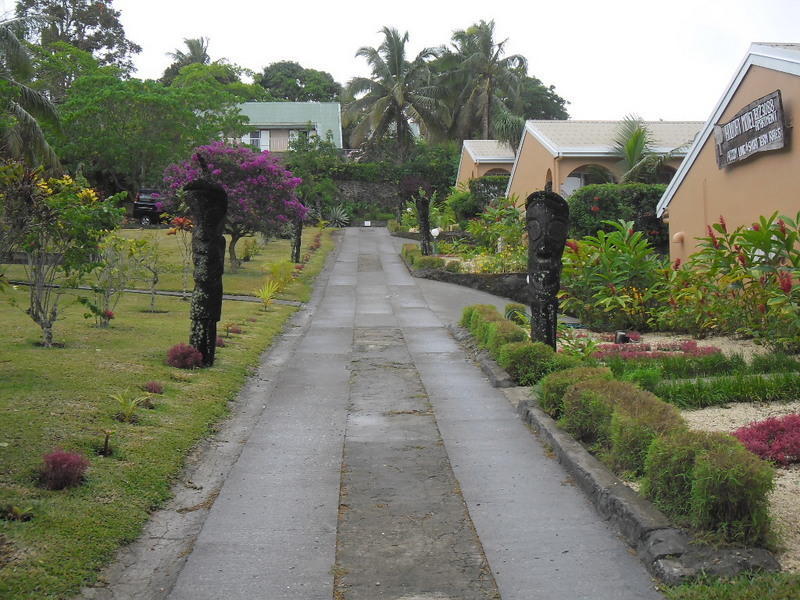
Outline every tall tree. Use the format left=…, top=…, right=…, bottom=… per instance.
left=260, top=60, right=341, bottom=102
left=170, top=62, right=271, bottom=102
left=0, top=17, right=59, bottom=168
left=16, top=0, right=140, bottom=73
left=613, top=115, right=683, bottom=184
left=448, top=20, right=526, bottom=140
left=346, top=27, right=445, bottom=157
left=28, top=40, right=99, bottom=103
left=161, top=37, right=210, bottom=85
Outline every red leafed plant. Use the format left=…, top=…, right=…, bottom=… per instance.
left=142, top=381, right=164, bottom=394
left=40, top=449, right=89, bottom=490
left=216, top=336, right=226, bottom=348
left=166, top=343, right=204, bottom=369
left=734, top=414, right=800, bottom=466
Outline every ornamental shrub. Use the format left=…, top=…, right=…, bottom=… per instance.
left=444, top=260, right=462, bottom=273
left=215, top=336, right=226, bottom=348
left=608, top=391, right=686, bottom=475
left=166, top=343, right=203, bottom=369
left=567, top=183, right=668, bottom=252
left=40, top=449, right=90, bottom=490
left=538, top=367, right=612, bottom=419
left=484, top=321, right=528, bottom=357
left=504, top=303, right=528, bottom=326
left=497, top=341, right=554, bottom=386
left=642, top=430, right=740, bottom=519
left=467, top=175, right=509, bottom=208
left=690, top=439, right=774, bottom=544
left=413, top=256, right=445, bottom=270
left=733, top=414, right=800, bottom=466
left=467, top=305, right=503, bottom=341
left=559, top=379, right=641, bottom=447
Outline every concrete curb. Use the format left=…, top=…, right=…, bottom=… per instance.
left=448, top=324, right=781, bottom=585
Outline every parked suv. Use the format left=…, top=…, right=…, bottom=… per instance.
left=132, top=188, right=163, bottom=225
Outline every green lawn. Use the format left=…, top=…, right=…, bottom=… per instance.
left=665, top=573, right=800, bottom=599
left=0, top=229, right=334, bottom=599
left=3, top=227, right=327, bottom=300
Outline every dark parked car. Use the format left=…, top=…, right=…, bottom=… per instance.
left=132, top=189, right=164, bottom=225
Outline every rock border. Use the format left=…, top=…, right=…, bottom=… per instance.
left=449, top=324, right=780, bottom=585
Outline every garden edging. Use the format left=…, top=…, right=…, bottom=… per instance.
left=447, top=324, right=780, bottom=585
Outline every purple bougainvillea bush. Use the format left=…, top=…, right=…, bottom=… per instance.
left=161, top=142, right=306, bottom=268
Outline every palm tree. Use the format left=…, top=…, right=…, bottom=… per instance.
left=346, top=27, right=445, bottom=157
left=613, top=115, right=682, bottom=183
left=0, top=18, right=59, bottom=169
left=448, top=20, right=526, bottom=140
left=161, top=37, right=210, bottom=84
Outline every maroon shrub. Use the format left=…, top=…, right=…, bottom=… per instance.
left=166, top=343, right=204, bottom=369
left=142, top=381, right=164, bottom=394
left=40, top=449, right=89, bottom=490
left=228, top=326, right=242, bottom=335
left=734, top=414, right=800, bottom=466
left=216, top=336, right=226, bottom=348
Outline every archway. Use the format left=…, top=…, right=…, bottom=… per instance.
left=484, top=167, right=511, bottom=176
left=562, top=164, right=615, bottom=197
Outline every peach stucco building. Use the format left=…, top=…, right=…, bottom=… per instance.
left=657, top=43, right=800, bottom=262
left=505, top=120, right=702, bottom=202
left=455, top=140, right=515, bottom=187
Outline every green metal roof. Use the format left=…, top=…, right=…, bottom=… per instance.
left=237, top=102, right=343, bottom=147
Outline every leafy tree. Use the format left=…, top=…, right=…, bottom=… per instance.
left=346, top=27, right=444, bottom=157
left=161, top=37, right=210, bottom=85
left=447, top=20, right=526, bottom=140
left=170, top=62, right=271, bottom=102
left=260, top=60, right=341, bottom=102
left=55, top=72, right=246, bottom=195
left=15, top=0, right=141, bottom=73
left=0, top=163, right=124, bottom=346
left=161, top=142, right=305, bottom=269
left=517, top=75, right=569, bottom=120
left=0, top=17, right=59, bottom=168
left=27, top=40, right=99, bottom=104
left=284, top=132, right=340, bottom=215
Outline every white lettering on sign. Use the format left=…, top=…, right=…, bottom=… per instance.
left=714, top=91, right=785, bottom=168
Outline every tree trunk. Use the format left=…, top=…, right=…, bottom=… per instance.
left=42, top=323, right=53, bottom=348
left=482, top=79, right=492, bottom=139
left=291, top=217, right=303, bottom=263
left=228, top=233, right=241, bottom=270
left=149, top=272, right=158, bottom=311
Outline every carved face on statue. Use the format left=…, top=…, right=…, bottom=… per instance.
left=526, top=191, right=569, bottom=295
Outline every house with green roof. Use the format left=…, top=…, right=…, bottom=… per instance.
left=237, top=102, right=343, bottom=152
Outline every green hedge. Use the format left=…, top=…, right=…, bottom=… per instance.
left=568, top=183, right=667, bottom=252
left=468, top=175, right=509, bottom=207
left=539, top=367, right=613, bottom=419
left=413, top=256, right=446, bottom=270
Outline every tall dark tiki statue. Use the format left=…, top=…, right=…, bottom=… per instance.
left=415, top=195, right=433, bottom=256
left=526, top=191, right=569, bottom=349
left=185, top=178, right=228, bottom=367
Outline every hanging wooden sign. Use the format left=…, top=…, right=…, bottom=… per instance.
left=713, top=90, right=785, bottom=168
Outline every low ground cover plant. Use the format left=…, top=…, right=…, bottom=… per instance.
left=166, top=343, right=204, bottom=369
left=654, top=372, right=800, bottom=409
left=39, top=449, right=90, bottom=490
left=733, top=414, right=800, bottom=466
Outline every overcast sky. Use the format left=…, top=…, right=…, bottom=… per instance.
left=9, top=0, right=800, bottom=122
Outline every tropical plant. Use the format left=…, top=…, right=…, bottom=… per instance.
left=0, top=163, right=124, bottom=346
left=0, top=17, right=60, bottom=169
left=613, top=115, right=685, bottom=184
left=254, top=279, right=281, bottom=311
left=346, top=27, right=445, bottom=156
left=327, top=204, right=350, bottom=228
left=446, top=20, right=526, bottom=140
left=161, top=37, right=210, bottom=84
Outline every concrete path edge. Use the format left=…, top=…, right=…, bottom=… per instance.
left=445, top=322, right=780, bottom=585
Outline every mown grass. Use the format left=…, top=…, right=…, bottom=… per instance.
left=3, top=226, right=330, bottom=301
left=664, top=572, right=800, bottom=599
left=0, top=230, right=333, bottom=599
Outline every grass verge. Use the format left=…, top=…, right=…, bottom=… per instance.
left=0, top=230, right=333, bottom=599
left=664, top=572, right=800, bottom=600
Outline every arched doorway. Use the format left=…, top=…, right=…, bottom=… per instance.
left=562, top=164, right=615, bottom=197
left=484, top=168, right=511, bottom=176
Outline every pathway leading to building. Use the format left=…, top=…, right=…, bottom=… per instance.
left=167, top=227, right=661, bottom=600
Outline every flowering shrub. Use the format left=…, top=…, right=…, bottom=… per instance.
left=40, top=449, right=89, bottom=490
left=142, top=381, right=164, bottom=394
left=655, top=212, right=800, bottom=350
left=560, top=220, right=667, bottom=331
left=166, top=343, right=204, bottom=369
left=734, top=414, right=800, bottom=466
left=162, top=142, right=305, bottom=268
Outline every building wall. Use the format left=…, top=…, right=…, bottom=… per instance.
left=507, top=130, right=556, bottom=202
left=667, top=65, right=800, bottom=262
left=270, top=129, right=290, bottom=152
left=455, top=151, right=478, bottom=187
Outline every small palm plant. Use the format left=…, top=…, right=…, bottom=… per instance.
left=110, top=390, right=149, bottom=424
left=327, top=205, right=350, bottom=228
left=254, top=279, right=282, bottom=311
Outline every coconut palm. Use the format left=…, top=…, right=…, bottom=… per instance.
left=161, top=37, right=211, bottom=84
left=448, top=20, right=526, bottom=140
left=0, top=18, right=59, bottom=169
left=613, top=115, right=682, bottom=184
left=346, top=27, right=445, bottom=157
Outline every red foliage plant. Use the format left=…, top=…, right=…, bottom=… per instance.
left=142, top=381, right=164, bottom=394
left=166, top=343, right=204, bottom=369
left=216, top=336, right=226, bottom=348
left=40, top=449, right=89, bottom=490
left=734, top=413, right=800, bottom=466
